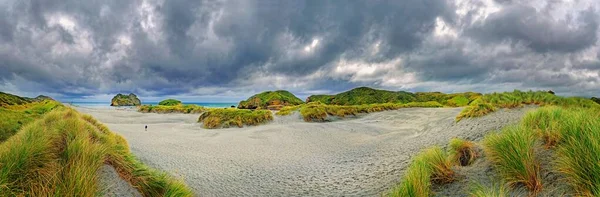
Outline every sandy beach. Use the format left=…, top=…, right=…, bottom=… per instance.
left=76, top=106, right=534, bottom=196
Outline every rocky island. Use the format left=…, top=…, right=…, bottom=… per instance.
left=110, top=93, right=141, bottom=106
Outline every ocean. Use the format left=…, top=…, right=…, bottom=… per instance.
left=68, top=102, right=238, bottom=108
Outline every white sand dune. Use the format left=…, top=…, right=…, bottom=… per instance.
left=76, top=106, right=533, bottom=196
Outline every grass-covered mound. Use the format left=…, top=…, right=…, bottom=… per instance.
left=456, top=90, right=600, bottom=121
left=238, top=90, right=304, bottom=110
left=307, top=87, right=416, bottom=105
left=592, top=97, right=600, bottom=104
left=306, top=87, right=480, bottom=106
left=198, top=108, right=273, bottom=129
left=110, top=93, right=141, bottom=106
left=298, top=101, right=442, bottom=122
left=390, top=106, right=600, bottom=196
left=0, top=106, right=193, bottom=196
left=138, top=104, right=206, bottom=114
left=158, top=99, right=182, bottom=106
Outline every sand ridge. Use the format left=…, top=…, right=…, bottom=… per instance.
left=76, top=106, right=534, bottom=196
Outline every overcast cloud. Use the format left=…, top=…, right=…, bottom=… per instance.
left=1, top=0, right=599, bottom=102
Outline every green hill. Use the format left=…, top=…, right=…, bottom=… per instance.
left=238, top=90, right=304, bottom=110
left=158, top=99, right=182, bottom=106
left=307, top=87, right=482, bottom=106
left=307, top=87, right=416, bottom=105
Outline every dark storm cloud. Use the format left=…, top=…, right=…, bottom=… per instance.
left=467, top=4, right=598, bottom=53
left=1, top=0, right=600, bottom=100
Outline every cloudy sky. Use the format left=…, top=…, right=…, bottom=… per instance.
left=1, top=0, right=599, bottom=102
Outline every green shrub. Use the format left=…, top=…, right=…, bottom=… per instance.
left=483, top=125, right=541, bottom=194
left=158, top=99, right=182, bottom=106
left=447, top=95, right=470, bottom=107
left=198, top=108, right=273, bottom=129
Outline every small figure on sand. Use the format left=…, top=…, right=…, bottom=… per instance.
left=145, top=125, right=147, bottom=131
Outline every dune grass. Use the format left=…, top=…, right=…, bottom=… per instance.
left=389, top=146, right=454, bottom=197
left=455, top=102, right=497, bottom=122
left=198, top=108, right=273, bottom=129
left=456, top=90, right=600, bottom=121
left=275, top=105, right=301, bottom=116
left=0, top=106, right=193, bottom=196
left=448, top=138, right=478, bottom=166
left=0, top=100, right=61, bottom=142
left=470, top=182, right=509, bottom=197
left=299, top=101, right=442, bottom=122
left=138, top=104, right=206, bottom=114
left=520, top=107, right=600, bottom=196
left=482, top=125, right=542, bottom=194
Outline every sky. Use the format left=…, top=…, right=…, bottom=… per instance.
left=0, top=0, right=599, bottom=102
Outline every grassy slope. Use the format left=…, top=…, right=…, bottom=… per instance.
left=0, top=92, right=60, bottom=142
left=238, top=90, right=304, bottom=109
left=391, top=106, right=600, bottom=196
left=0, top=106, right=193, bottom=196
left=198, top=108, right=274, bottom=129
left=291, top=101, right=442, bottom=122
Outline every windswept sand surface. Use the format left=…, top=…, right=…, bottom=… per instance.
left=76, top=106, right=534, bottom=196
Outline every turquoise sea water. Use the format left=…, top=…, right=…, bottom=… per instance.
left=68, top=102, right=238, bottom=108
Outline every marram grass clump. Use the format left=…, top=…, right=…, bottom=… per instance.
left=0, top=107, right=193, bottom=196
left=299, top=101, right=443, bottom=122
left=275, top=105, right=301, bottom=116
left=389, top=146, right=455, bottom=197
left=138, top=104, right=206, bottom=114
left=198, top=108, right=273, bottom=129
left=448, top=138, right=478, bottom=166
left=483, top=125, right=542, bottom=194
left=456, top=102, right=496, bottom=121
left=470, top=182, right=509, bottom=197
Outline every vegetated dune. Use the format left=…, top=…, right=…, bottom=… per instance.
left=0, top=99, right=193, bottom=196
left=238, top=90, right=304, bottom=110
left=75, top=105, right=532, bottom=196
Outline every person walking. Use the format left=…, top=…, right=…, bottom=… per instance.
left=145, top=125, right=147, bottom=131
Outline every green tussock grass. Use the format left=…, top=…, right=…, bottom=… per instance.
left=0, top=107, right=193, bottom=196
left=521, top=107, right=600, bottom=196
left=198, top=108, right=273, bottom=129
left=483, top=125, right=542, bottom=194
left=448, top=138, right=478, bottom=166
left=299, top=102, right=443, bottom=122
left=470, top=182, right=509, bottom=197
left=456, top=90, right=600, bottom=121
left=390, top=146, right=455, bottom=197
left=138, top=104, right=206, bottom=114
left=0, top=100, right=61, bottom=142
left=158, top=99, right=182, bottom=106
left=275, top=105, right=301, bottom=116
left=456, top=102, right=497, bottom=122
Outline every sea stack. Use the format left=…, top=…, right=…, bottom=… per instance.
left=110, top=93, right=141, bottom=106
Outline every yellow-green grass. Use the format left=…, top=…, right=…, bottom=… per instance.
left=198, top=108, right=273, bottom=129
left=299, top=102, right=442, bottom=122
left=448, top=138, right=478, bottom=166
left=456, top=102, right=497, bottom=122
left=389, top=146, right=455, bottom=197
left=0, top=107, right=193, bottom=196
left=275, top=105, right=301, bottom=116
left=158, top=99, right=182, bottom=106
left=138, top=104, right=206, bottom=114
left=456, top=90, right=600, bottom=121
left=0, top=100, right=61, bottom=142
left=483, top=125, right=542, bottom=194
left=470, top=182, right=509, bottom=197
